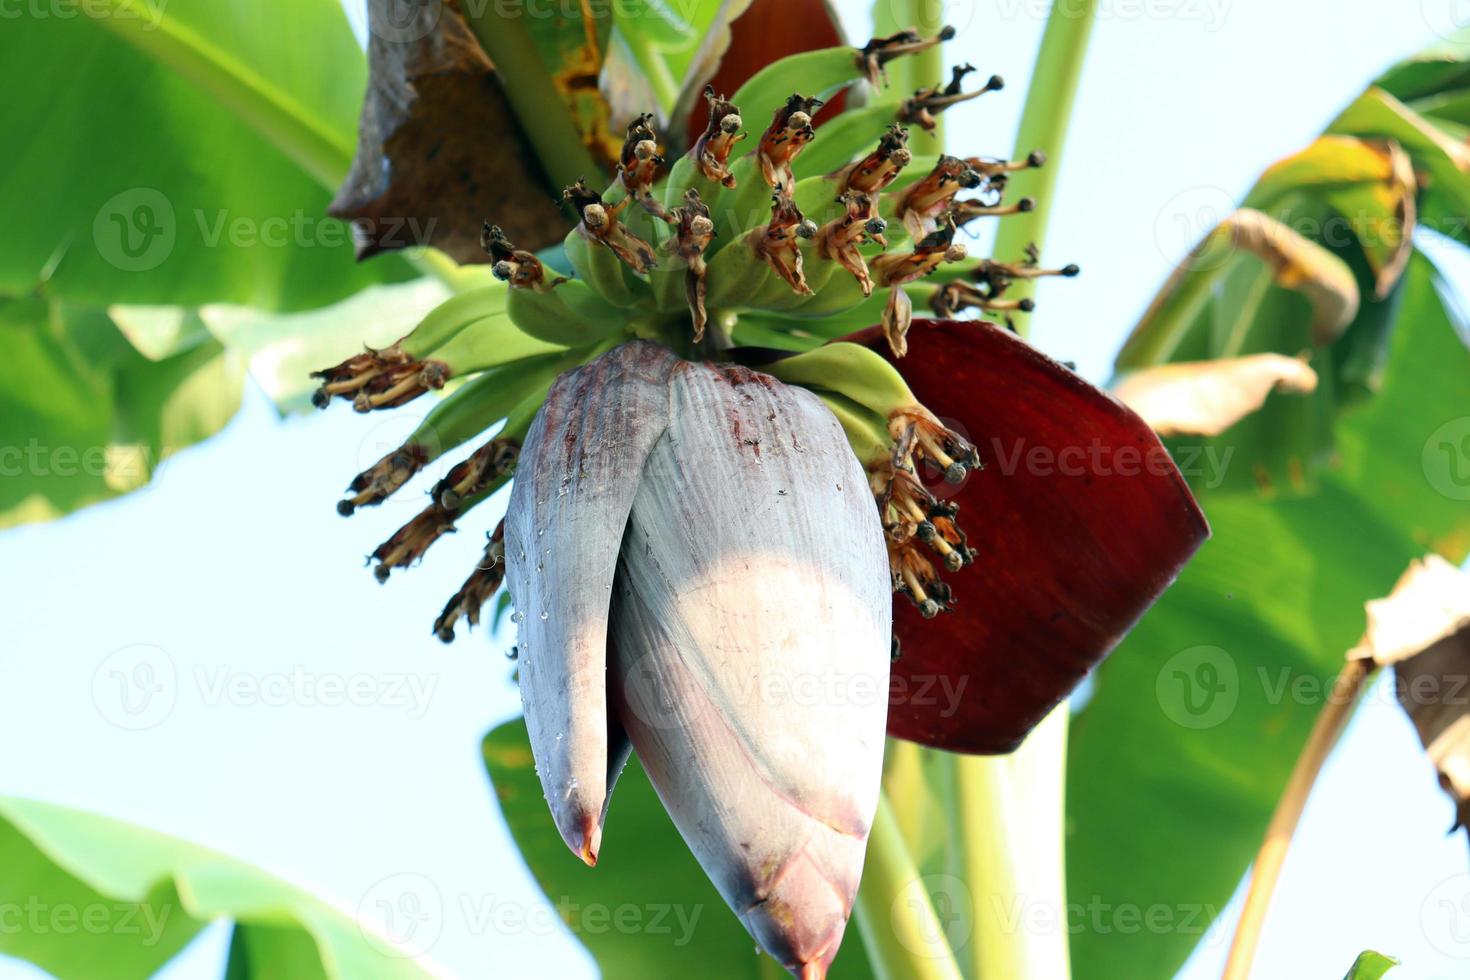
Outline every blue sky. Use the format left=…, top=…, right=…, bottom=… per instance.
left=3, top=1, right=1470, bottom=978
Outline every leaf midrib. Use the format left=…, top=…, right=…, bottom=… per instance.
left=82, top=0, right=354, bottom=190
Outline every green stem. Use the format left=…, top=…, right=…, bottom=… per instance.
left=83, top=0, right=353, bottom=188
left=461, top=11, right=602, bottom=193
left=854, top=795, right=966, bottom=980
left=619, top=30, right=679, bottom=113
left=990, top=0, right=1099, bottom=313
left=954, top=707, right=1072, bottom=979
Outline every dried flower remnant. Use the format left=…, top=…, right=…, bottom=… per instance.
left=310, top=345, right=449, bottom=413
left=432, top=437, right=519, bottom=511
left=617, top=113, right=671, bottom=221
left=338, top=443, right=430, bottom=516
left=817, top=192, right=888, bottom=298
left=757, top=93, right=823, bottom=191
left=876, top=407, right=982, bottom=614
left=691, top=86, right=746, bottom=188
left=952, top=194, right=1036, bottom=227
left=370, top=501, right=459, bottom=583
left=931, top=246, right=1080, bottom=324
left=755, top=193, right=819, bottom=295
left=896, top=154, right=983, bottom=240
left=666, top=189, right=717, bottom=341
left=882, top=283, right=915, bottom=357
left=483, top=223, right=565, bottom=292
left=899, top=64, right=1005, bottom=132
left=564, top=178, right=658, bottom=274
left=434, top=523, right=508, bottom=643
left=871, top=217, right=968, bottom=290
left=370, top=435, right=519, bottom=583
left=855, top=25, right=957, bottom=87
left=835, top=125, right=913, bottom=196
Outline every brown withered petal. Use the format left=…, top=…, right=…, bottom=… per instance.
left=330, top=0, right=565, bottom=262
left=851, top=320, right=1209, bottom=753
left=1349, top=555, right=1470, bottom=836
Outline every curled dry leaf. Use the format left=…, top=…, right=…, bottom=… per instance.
left=1256, top=136, right=1419, bottom=299
left=1350, top=555, right=1470, bottom=837
left=330, top=0, right=566, bottom=262
left=1112, top=353, right=1319, bottom=438
left=1224, top=208, right=1363, bottom=345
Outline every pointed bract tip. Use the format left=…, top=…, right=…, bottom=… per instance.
left=577, top=817, right=602, bottom=868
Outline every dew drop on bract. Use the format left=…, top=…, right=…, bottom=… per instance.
left=539, top=611, right=549, bottom=620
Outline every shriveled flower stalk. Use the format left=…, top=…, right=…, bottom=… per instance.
left=314, top=12, right=1208, bottom=975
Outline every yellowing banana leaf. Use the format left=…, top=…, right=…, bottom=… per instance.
left=0, top=796, right=434, bottom=980
left=1247, top=136, right=1417, bottom=297
left=1329, top=87, right=1470, bottom=248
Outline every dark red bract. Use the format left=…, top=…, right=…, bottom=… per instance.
left=851, top=320, right=1210, bottom=753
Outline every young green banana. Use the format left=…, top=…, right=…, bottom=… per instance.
left=507, top=279, right=630, bottom=347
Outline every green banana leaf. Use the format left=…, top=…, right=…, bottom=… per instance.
left=1067, top=255, right=1470, bottom=979
left=0, top=796, right=434, bottom=980
left=482, top=719, right=877, bottom=979
left=0, top=0, right=412, bottom=311
left=0, top=299, right=243, bottom=530
left=1343, top=950, right=1400, bottom=980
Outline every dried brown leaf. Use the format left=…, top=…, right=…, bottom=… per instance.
left=1112, top=353, right=1319, bottom=437
left=330, top=0, right=567, bottom=263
